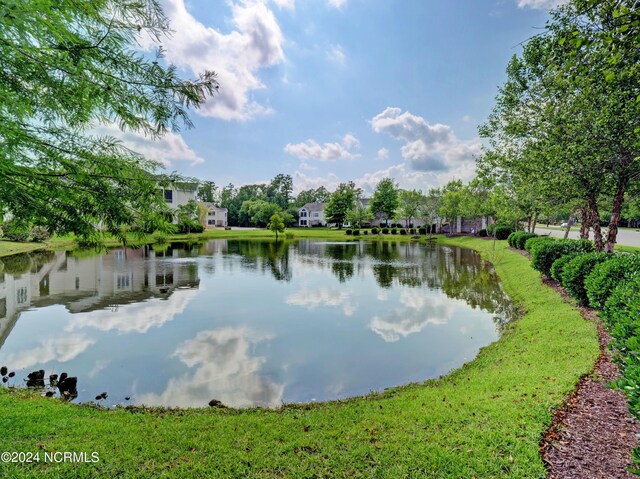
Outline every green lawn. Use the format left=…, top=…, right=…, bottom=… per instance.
left=0, top=237, right=599, bottom=478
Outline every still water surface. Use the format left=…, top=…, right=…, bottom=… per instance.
left=0, top=240, right=515, bottom=408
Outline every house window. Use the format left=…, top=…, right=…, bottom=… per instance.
left=116, top=273, right=131, bottom=290
left=208, top=219, right=215, bottom=225
left=300, top=210, right=307, bottom=217
left=209, top=211, right=216, bottom=217
left=313, top=212, right=319, bottom=217
left=16, top=287, right=27, bottom=304
left=0, top=298, right=6, bottom=318
left=164, top=189, right=173, bottom=203
left=300, top=220, right=307, bottom=226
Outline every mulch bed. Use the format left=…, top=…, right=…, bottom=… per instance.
left=539, top=277, right=639, bottom=478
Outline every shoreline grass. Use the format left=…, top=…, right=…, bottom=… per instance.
left=0, top=236, right=598, bottom=478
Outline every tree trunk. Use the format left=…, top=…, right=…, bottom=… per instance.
left=587, top=196, right=604, bottom=252
left=526, top=215, right=532, bottom=233
left=605, top=154, right=631, bottom=253
left=531, top=211, right=538, bottom=234
left=579, top=202, right=591, bottom=240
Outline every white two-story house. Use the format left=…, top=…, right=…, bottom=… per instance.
left=299, top=202, right=326, bottom=227
left=200, top=203, right=228, bottom=228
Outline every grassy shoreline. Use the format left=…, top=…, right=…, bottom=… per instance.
left=0, top=236, right=598, bottom=478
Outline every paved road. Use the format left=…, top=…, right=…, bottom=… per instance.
left=534, top=226, right=640, bottom=248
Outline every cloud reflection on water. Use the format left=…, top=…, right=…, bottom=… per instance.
left=137, top=328, right=283, bottom=408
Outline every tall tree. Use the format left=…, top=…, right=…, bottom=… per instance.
left=0, top=0, right=218, bottom=240
left=325, top=181, right=360, bottom=228
left=369, top=178, right=399, bottom=227
left=197, top=181, right=218, bottom=204
left=266, top=174, right=293, bottom=210
left=396, top=189, right=423, bottom=228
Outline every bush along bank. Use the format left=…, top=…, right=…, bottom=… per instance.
left=529, top=241, right=640, bottom=470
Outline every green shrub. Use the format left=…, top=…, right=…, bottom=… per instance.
left=585, top=254, right=640, bottom=309
left=371, top=227, right=379, bottom=234
left=515, top=233, right=537, bottom=249
left=381, top=227, right=389, bottom=234
left=418, top=227, right=427, bottom=235
left=2, top=220, right=30, bottom=242
left=507, top=232, right=518, bottom=247
left=550, top=252, right=581, bottom=283
left=601, top=275, right=640, bottom=421
left=524, top=236, right=554, bottom=253
left=391, top=228, right=397, bottom=235
left=345, top=229, right=352, bottom=235
left=478, top=228, right=488, bottom=237
left=352, top=229, right=360, bottom=236
left=399, top=228, right=407, bottom=235
left=177, top=220, right=204, bottom=234
left=531, top=239, right=594, bottom=276
left=495, top=226, right=513, bottom=240
left=562, top=252, right=614, bottom=305
left=29, top=226, right=50, bottom=242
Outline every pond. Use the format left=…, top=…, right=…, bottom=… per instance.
left=0, top=240, right=515, bottom=408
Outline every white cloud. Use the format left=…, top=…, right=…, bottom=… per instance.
left=285, top=288, right=356, bottom=316
left=327, top=44, right=346, bottom=65
left=137, top=328, right=283, bottom=408
left=149, top=0, right=285, bottom=121
left=328, top=0, right=347, bottom=8
left=377, top=148, right=389, bottom=160
left=293, top=158, right=475, bottom=197
left=342, top=133, right=359, bottom=149
left=371, top=107, right=481, bottom=173
left=92, top=123, right=204, bottom=167
left=272, top=0, right=294, bottom=9
left=2, top=335, right=95, bottom=370
left=516, top=0, right=568, bottom=9
left=285, top=134, right=360, bottom=162
left=292, top=171, right=341, bottom=194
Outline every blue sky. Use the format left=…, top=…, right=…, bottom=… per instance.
left=118, top=0, right=564, bottom=194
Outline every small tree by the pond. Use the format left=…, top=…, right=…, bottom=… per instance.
left=268, top=213, right=285, bottom=241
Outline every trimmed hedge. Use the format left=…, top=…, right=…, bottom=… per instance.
left=530, top=239, right=594, bottom=277
left=585, top=254, right=640, bottom=309
left=381, top=227, right=389, bottom=234
left=508, top=231, right=537, bottom=249
left=399, top=228, right=407, bottom=235
left=561, top=252, right=614, bottom=305
left=495, top=225, right=513, bottom=241
left=478, top=228, right=488, bottom=237
left=550, top=252, right=581, bottom=283
left=391, top=228, right=397, bottom=235
left=352, top=229, right=360, bottom=236
left=345, top=229, right=353, bottom=235
left=524, top=236, right=554, bottom=253
left=601, top=274, right=640, bottom=436
left=371, top=227, right=379, bottom=234
left=418, top=227, right=427, bottom=235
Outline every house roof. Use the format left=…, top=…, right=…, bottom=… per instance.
left=201, top=202, right=227, bottom=212
left=300, top=202, right=325, bottom=212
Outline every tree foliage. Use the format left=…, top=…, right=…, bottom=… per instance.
left=369, top=178, right=398, bottom=226
left=267, top=213, right=285, bottom=241
left=0, top=0, right=218, bottom=240
left=325, top=181, right=360, bottom=228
